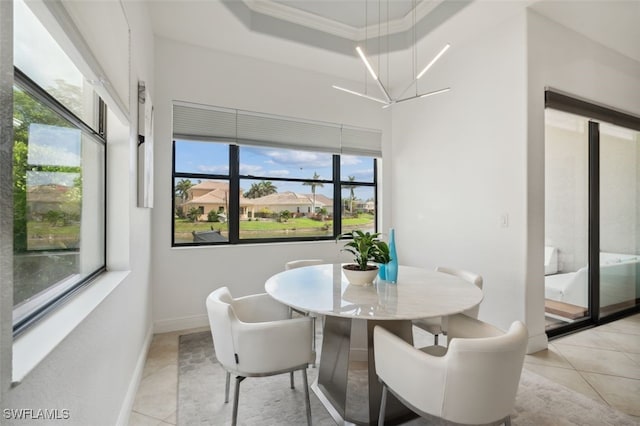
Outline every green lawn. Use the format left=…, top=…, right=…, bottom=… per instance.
left=342, top=215, right=375, bottom=228
left=28, top=221, right=80, bottom=236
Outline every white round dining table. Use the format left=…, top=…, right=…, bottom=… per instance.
left=265, top=263, right=483, bottom=320
left=265, top=263, right=483, bottom=426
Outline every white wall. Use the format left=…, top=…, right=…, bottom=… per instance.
left=152, top=37, right=391, bottom=331
left=1, top=1, right=155, bottom=425
left=390, top=7, right=532, bottom=342
left=390, top=3, right=640, bottom=353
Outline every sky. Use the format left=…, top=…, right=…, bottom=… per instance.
left=175, top=141, right=376, bottom=201
left=14, top=0, right=87, bottom=118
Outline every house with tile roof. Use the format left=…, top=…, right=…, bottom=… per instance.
left=181, top=182, right=333, bottom=220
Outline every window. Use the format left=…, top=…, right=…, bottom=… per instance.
left=13, top=0, right=99, bottom=131
left=172, top=103, right=381, bottom=246
left=172, top=144, right=378, bottom=245
left=11, top=0, right=107, bottom=335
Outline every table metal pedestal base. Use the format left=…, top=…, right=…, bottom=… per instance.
left=314, top=316, right=416, bottom=425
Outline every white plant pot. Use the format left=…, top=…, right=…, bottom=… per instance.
left=342, top=265, right=379, bottom=286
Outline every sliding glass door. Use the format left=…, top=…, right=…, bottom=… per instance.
left=544, top=109, right=590, bottom=330
left=599, top=123, right=640, bottom=318
left=544, top=90, right=640, bottom=336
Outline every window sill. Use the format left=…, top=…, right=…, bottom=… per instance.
left=12, top=270, right=130, bottom=386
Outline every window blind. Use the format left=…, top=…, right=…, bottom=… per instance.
left=341, top=125, right=383, bottom=157
left=173, top=103, right=237, bottom=141
left=173, top=101, right=382, bottom=157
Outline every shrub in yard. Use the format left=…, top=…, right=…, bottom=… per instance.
left=186, top=207, right=201, bottom=223
left=207, top=210, right=220, bottom=222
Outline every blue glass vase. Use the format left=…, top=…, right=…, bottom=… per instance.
left=386, top=228, right=398, bottom=283
left=378, top=263, right=387, bottom=280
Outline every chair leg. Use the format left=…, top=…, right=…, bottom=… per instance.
left=434, top=334, right=439, bottom=345
left=232, top=376, right=245, bottom=426
left=311, top=316, right=317, bottom=366
left=302, top=369, right=312, bottom=426
left=378, top=384, right=388, bottom=426
left=290, top=371, right=295, bottom=389
left=224, top=372, right=231, bottom=403
left=504, top=416, right=512, bottom=426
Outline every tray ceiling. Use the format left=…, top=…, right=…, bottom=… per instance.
left=242, top=0, right=443, bottom=41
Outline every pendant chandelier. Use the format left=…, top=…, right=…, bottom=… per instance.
left=333, top=0, right=450, bottom=108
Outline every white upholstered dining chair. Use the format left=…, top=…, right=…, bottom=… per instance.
left=206, top=287, right=314, bottom=426
left=413, top=266, right=483, bottom=345
left=375, top=315, right=528, bottom=426
left=285, top=259, right=325, bottom=270
left=284, top=259, right=325, bottom=359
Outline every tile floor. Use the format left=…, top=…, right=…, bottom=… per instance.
left=129, top=314, right=640, bottom=425
left=525, top=313, right=640, bottom=418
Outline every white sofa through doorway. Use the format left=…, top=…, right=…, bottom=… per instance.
left=544, top=249, right=639, bottom=309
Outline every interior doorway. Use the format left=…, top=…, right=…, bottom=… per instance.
left=544, top=90, right=640, bottom=336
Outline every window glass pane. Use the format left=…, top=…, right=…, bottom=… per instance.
left=13, top=86, right=105, bottom=311
left=174, top=140, right=229, bottom=175
left=174, top=178, right=230, bottom=244
left=240, top=179, right=333, bottom=240
left=13, top=0, right=98, bottom=129
left=341, top=185, right=375, bottom=234
left=26, top=171, right=81, bottom=251
left=544, top=109, right=589, bottom=331
left=240, top=146, right=332, bottom=180
left=341, top=155, right=374, bottom=183
left=599, top=122, right=640, bottom=318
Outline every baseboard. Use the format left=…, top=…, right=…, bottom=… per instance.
left=154, top=314, right=209, bottom=334
left=116, top=325, right=153, bottom=426
left=526, top=331, right=548, bottom=354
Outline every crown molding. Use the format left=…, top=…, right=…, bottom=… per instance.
left=244, top=0, right=359, bottom=40
left=242, top=0, right=444, bottom=41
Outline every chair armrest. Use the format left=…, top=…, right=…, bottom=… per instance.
left=374, top=326, right=446, bottom=417
left=234, top=316, right=313, bottom=375
left=445, top=313, right=504, bottom=340
left=233, top=293, right=290, bottom=322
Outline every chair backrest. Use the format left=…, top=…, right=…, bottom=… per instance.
left=441, top=321, right=528, bottom=425
left=206, top=287, right=238, bottom=370
left=435, top=266, right=483, bottom=318
left=285, top=259, right=324, bottom=270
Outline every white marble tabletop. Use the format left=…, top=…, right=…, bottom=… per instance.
left=265, top=263, right=483, bottom=320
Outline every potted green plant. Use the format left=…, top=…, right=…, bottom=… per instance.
left=337, top=230, right=391, bottom=285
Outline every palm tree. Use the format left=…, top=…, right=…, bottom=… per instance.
left=244, top=181, right=278, bottom=198
left=344, top=176, right=357, bottom=214
left=303, top=172, right=323, bottom=213
left=175, top=179, right=193, bottom=203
